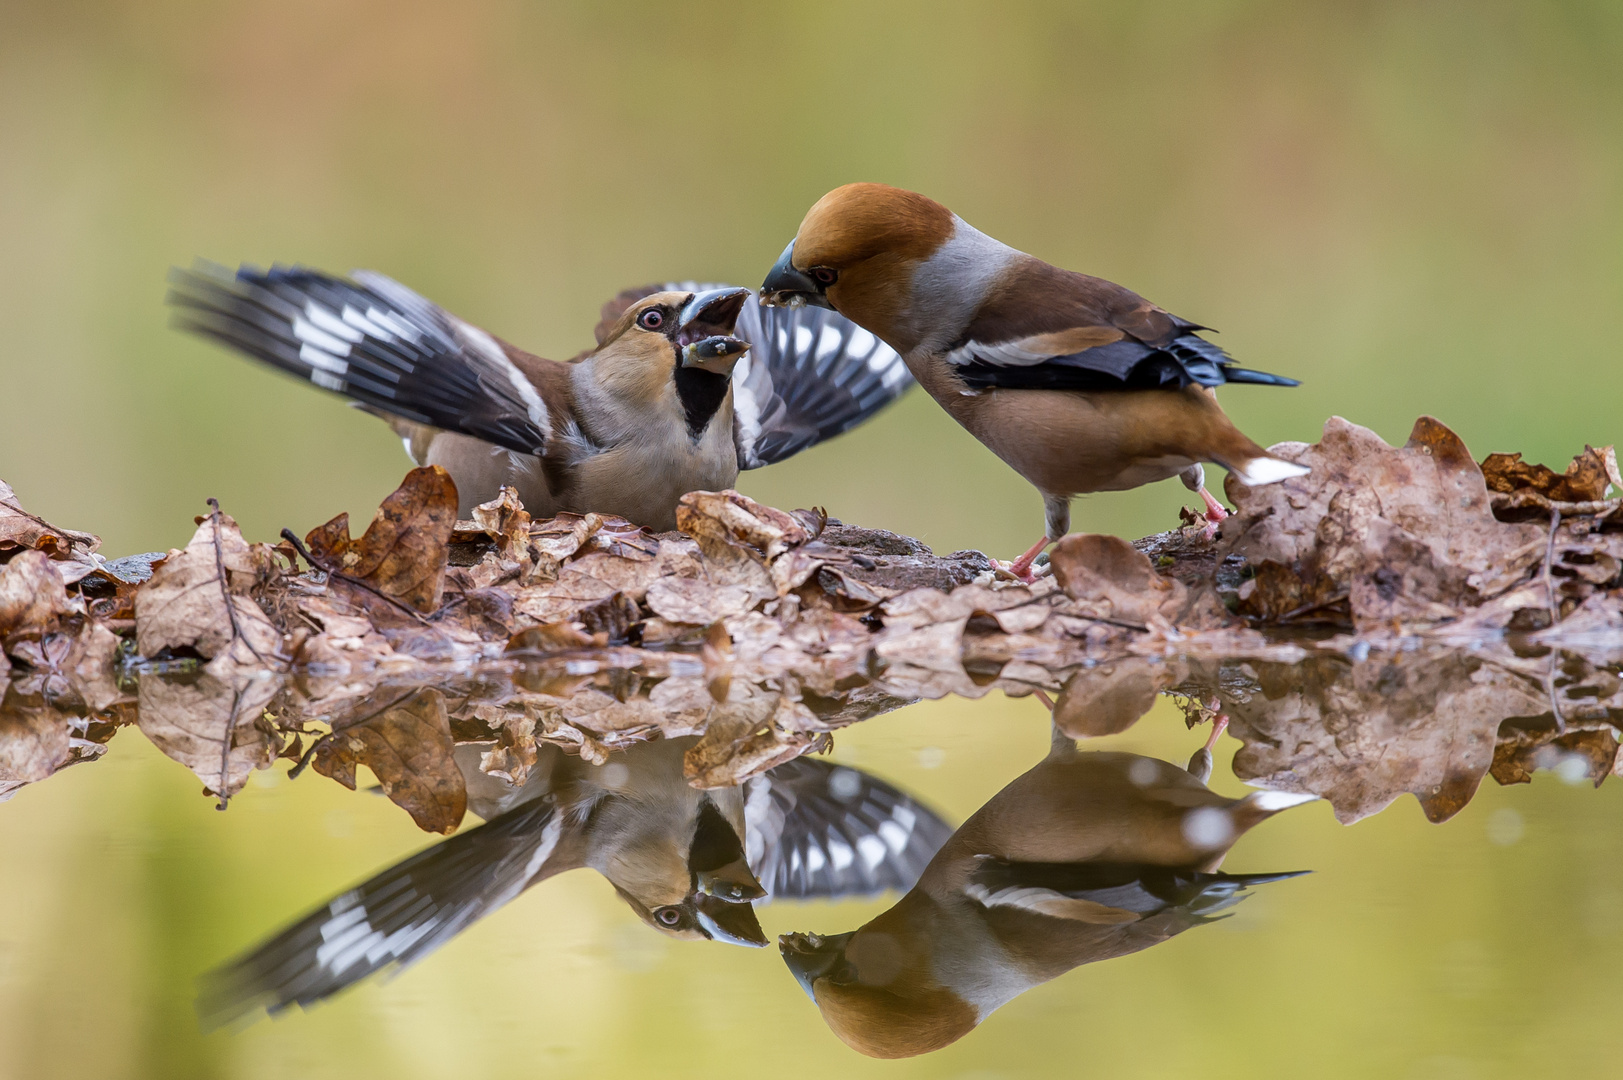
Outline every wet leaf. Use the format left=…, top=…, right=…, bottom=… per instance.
left=313, top=687, right=466, bottom=833
left=0, top=480, right=100, bottom=563
left=1049, top=534, right=1186, bottom=627
left=304, top=465, right=458, bottom=613
left=135, top=672, right=282, bottom=803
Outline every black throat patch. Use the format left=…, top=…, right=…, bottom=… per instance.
left=673, top=367, right=731, bottom=440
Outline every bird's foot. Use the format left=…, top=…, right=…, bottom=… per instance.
left=1197, top=486, right=1229, bottom=542
left=1001, top=535, right=1054, bottom=584
left=1201, top=710, right=1229, bottom=753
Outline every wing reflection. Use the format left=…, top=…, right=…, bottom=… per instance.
left=779, top=728, right=1312, bottom=1058
left=198, top=735, right=951, bottom=1026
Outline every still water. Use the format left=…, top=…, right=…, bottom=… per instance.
left=3, top=645, right=1621, bottom=1079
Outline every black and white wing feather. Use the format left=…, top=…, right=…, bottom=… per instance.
left=593, top=281, right=912, bottom=469
left=168, top=262, right=552, bottom=455
left=743, top=758, right=953, bottom=901
left=947, top=328, right=1301, bottom=393
left=729, top=300, right=913, bottom=469
left=197, top=797, right=565, bottom=1026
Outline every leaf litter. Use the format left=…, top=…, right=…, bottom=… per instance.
left=0, top=414, right=1618, bottom=828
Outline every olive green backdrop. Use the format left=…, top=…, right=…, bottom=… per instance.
left=2, top=2, right=1622, bottom=1078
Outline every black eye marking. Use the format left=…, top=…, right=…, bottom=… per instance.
left=655, top=906, right=683, bottom=927
left=638, top=308, right=665, bottom=330
left=810, top=267, right=838, bottom=286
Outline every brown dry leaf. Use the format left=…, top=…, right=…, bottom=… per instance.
left=135, top=672, right=282, bottom=803
left=677, top=490, right=815, bottom=560
left=645, top=576, right=756, bottom=625
left=1225, top=652, right=1546, bottom=823
left=135, top=511, right=282, bottom=665
left=1482, top=446, right=1621, bottom=504
left=1049, top=534, right=1187, bottom=627
left=65, top=620, right=125, bottom=713
left=512, top=566, right=619, bottom=626
left=0, top=550, right=72, bottom=641
left=314, top=687, right=466, bottom=833
left=1223, top=417, right=1546, bottom=631
left=683, top=685, right=820, bottom=788
left=304, top=466, right=458, bottom=612
left=0, top=480, right=101, bottom=564
left=469, top=486, right=533, bottom=562
left=529, top=512, right=603, bottom=564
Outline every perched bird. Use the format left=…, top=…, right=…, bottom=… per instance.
left=167, top=263, right=912, bottom=528
left=780, top=730, right=1314, bottom=1058
left=198, top=738, right=951, bottom=1025
left=759, top=183, right=1308, bottom=577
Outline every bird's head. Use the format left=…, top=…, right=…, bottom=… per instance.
left=779, top=910, right=977, bottom=1059
left=606, top=795, right=768, bottom=948
left=759, top=183, right=956, bottom=346
left=590, top=286, right=752, bottom=406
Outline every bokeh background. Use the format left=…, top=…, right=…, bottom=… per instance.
left=3, top=1, right=1623, bottom=1077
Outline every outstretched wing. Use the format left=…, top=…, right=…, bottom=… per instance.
left=197, top=797, right=568, bottom=1026
left=592, top=281, right=913, bottom=469
left=743, top=757, right=953, bottom=901
left=168, top=262, right=556, bottom=455
left=943, top=259, right=1299, bottom=392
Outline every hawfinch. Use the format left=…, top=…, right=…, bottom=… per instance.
left=199, top=738, right=951, bottom=1023
left=168, top=262, right=911, bottom=528
left=760, top=183, right=1308, bottom=577
left=779, top=732, right=1314, bottom=1058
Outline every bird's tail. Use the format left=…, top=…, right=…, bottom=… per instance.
left=196, top=797, right=562, bottom=1028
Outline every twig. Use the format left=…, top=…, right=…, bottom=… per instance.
left=215, top=685, right=243, bottom=810
left=207, top=498, right=274, bottom=665
left=279, top=528, right=435, bottom=627
left=1543, top=507, right=1561, bottom=630
left=1492, top=491, right=1622, bottom=516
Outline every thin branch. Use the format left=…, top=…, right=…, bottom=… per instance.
left=207, top=498, right=273, bottom=666
left=279, top=528, right=435, bottom=627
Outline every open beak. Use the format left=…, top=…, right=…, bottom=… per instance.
left=779, top=930, right=857, bottom=1002
left=759, top=240, right=832, bottom=309
left=694, top=895, right=768, bottom=948
left=678, top=287, right=750, bottom=373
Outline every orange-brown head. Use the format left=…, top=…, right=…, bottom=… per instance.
left=779, top=901, right=979, bottom=1059
left=760, top=183, right=959, bottom=350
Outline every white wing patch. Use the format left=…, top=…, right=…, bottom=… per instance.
left=452, top=317, right=550, bottom=434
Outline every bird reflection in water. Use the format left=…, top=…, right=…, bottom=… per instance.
left=198, top=736, right=951, bottom=1026
left=779, top=724, right=1315, bottom=1058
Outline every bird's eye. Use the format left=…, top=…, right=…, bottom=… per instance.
left=655, top=906, right=683, bottom=927
left=810, top=267, right=838, bottom=286
left=638, top=308, right=665, bottom=330
left=830, top=962, right=858, bottom=985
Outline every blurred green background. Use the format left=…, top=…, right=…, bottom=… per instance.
left=4, top=1, right=1623, bottom=1077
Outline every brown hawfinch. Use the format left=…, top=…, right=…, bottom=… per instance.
left=198, top=738, right=951, bottom=1024
left=760, top=183, right=1308, bottom=578
left=780, top=731, right=1314, bottom=1058
left=167, top=262, right=912, bottom=529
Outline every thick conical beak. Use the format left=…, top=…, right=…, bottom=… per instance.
left=779, top=930, right=857, bottom=1002
left=694, top=895, right=768, bottom=948
left=759, top=240, right=832, bottom=309
left=678, top=287, right=751, bottom=373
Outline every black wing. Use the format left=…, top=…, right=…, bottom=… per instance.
left=950, top=331, right=1300, bottom=393
left=197, top=797, right=564, bottom=1026
left=743, top=757, right=953, bottom=900
left=968, top=858, right=1307, bottom=920
left=168, top=262, right=552, bottom=455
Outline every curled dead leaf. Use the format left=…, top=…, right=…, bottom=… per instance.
left=313, top=687, right=466, bottom=834
left=1482, top=445, right=1620, bottom=505
left=304, top=465, right=458, bottom=613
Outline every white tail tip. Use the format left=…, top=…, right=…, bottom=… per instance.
left=1244, top=789, right=1319, bottom=811
left=1229, top=456, right=1311, bottom=487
